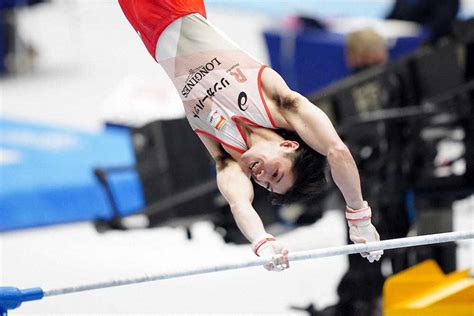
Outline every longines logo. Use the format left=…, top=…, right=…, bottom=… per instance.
left=181, top=57, right=222, bottom=98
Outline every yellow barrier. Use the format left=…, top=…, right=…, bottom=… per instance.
left=384, top=259, right=474, bottom=315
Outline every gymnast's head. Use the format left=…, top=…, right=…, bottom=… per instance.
left=240, top=129, right=327, bottom=205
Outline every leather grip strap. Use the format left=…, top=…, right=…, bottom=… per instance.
left=252, top=235, right=276, bottom=256
left=345, top=201, right=372, bottom=223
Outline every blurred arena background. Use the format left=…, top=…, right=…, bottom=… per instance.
left=1, top=0, right=474, bottom=315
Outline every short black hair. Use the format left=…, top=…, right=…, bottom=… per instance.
left=269, top=129, right=328, bottom=205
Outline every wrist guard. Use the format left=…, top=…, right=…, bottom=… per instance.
left=252, top=233, right=276, bottom=256
left=345, top=201, right=371, bottom=226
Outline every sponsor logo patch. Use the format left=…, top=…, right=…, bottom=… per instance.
left=181, top=57, right=222, bottom=98
left=208, top=110, right=227, bottom=131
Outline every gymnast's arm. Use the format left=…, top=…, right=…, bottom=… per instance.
left=196, top=134, right=267, bottom=242
left=261, top=69, right=365, bottom=210
left=287, top=101, right=365, bottom=209
left=196, top=134, right=290, bottom=269
left=261, top=69, right=383, bottom=262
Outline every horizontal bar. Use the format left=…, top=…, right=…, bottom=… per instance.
left=42, top=231, right=474, bottom=298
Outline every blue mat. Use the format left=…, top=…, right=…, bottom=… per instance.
left=0, top=118, right=145, bottom=232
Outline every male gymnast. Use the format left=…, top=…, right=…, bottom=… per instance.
left=118, top=0, right=383, bottom=271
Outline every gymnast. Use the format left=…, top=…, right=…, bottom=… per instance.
left=118, top=0, right=383, bottom=271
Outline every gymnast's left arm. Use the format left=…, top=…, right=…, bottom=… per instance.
left=216, top=159, right=290, bottom=271
left=196, top=134, right=290, bottom=271
left=261, top=69, right=382, bottom=262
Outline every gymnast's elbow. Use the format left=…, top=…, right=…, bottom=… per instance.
left=228, top=199, right=253, bottom=217
left=326, top=142, right=352, bottom=164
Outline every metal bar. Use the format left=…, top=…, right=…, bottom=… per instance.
left=43, top=231, right=474, bottom=298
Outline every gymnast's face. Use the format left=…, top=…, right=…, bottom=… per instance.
left=240, top=140, right=299, bottom=194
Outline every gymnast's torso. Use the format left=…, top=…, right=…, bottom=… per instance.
left=118, top=0, right=279, bottom=153
left=155, top=13, right=278, bottom=153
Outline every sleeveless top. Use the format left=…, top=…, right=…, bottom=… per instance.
left=156, top=13, right=277, bottom=153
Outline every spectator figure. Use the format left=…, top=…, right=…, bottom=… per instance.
left=345, top=28, right=389, bottom=72
left=0, top=0, right=45, bottom=74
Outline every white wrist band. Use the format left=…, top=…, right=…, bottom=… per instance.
left=252, top=234, right=275, bottom=256
left=345, top=201, right=372, bottom=223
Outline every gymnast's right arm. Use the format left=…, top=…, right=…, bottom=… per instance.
left=197, top=134, right=290, bottom=272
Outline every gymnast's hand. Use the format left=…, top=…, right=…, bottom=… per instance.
left=345, top=202, right=383, bottom=263
left=252, top=234, right=290, bottom=272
